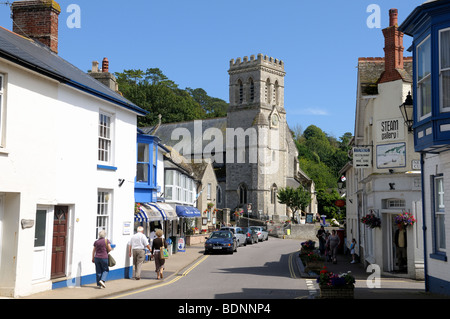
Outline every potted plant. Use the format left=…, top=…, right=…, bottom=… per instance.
left=394, top=212, right=416, bottom=228
left=316, top=267, right=355, bottom=299
left=304, top=251, right=324, bottom=272
left=361, top=213, right=381, bottom=229
left=300, top=240, right=316, bottom=252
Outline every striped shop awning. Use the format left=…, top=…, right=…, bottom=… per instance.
left=134, top=203, right=165, bottom=222
left=150, top=203, right=178, bottom=221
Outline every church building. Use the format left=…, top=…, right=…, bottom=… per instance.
left=143, top=54, right=316, bottom=221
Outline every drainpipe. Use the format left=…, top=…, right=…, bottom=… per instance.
left=421, top=152, right=429, bottom=291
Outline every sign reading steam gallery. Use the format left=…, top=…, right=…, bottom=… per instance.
left=353, top=147, right=372, bottom=168
left=376, top=118, right=404, bottom=142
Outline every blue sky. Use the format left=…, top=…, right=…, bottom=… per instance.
left=0, top=0, right=424, bottom=139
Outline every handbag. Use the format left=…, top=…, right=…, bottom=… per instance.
left=160, top=238, right=169, bottom=260
left=105, top=238, right=116, bottom=267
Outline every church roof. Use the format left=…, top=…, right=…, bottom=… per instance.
left=141, top=117, right=227, bottom=155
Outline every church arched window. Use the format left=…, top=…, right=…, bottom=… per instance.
left=271, top=184, right=278, bottom=204
left=238, top=79, right=244, bottom=104
left=265, top=79, right=270, bottom=103
left=249, top=78, right=255, bottom=103
left=274, top=80, right=279, bottom=105
left=238, top=184, right=248, bottom=205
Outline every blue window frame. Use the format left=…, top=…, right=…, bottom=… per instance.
left=135, top=134, right=159, bottom=203
left=430, top=174, right=447, bottom=261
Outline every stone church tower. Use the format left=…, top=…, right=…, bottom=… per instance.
left=226, top=54, right=289, bottom=220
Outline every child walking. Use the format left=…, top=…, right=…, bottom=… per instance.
left=350, top=238, right=357, bottom=264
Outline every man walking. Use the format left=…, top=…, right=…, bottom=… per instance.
left=128, top=226, right=151, bottom=280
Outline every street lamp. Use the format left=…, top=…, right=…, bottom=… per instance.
left=399, top=91, right=414, bottom=132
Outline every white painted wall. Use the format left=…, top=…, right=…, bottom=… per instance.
left=0, top=59, right=139, bottom=297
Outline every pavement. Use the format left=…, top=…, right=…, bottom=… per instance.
left=16, top=239, right=450, bottom=300
left=296, top=248, right=450, bottom=299
left=20, top=244, right=206, bottom=299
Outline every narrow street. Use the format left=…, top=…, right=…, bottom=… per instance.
left=109, top=238, right=310, bottom=299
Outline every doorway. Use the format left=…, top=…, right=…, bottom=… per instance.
left=51, top=206, right=68, bottom=279
left=392, top=215, right=407, bottom=273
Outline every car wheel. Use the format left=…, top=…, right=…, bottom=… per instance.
left=234, top=241, right=238, bottom=252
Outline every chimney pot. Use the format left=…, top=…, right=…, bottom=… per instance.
left=389, top=8, right=398, bottom=27
left=102, top=58, right=109, bottom=73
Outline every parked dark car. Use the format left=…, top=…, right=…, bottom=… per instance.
left=220, top=226, right=247, bottom=247
left=204, top=230, right=237, bottom=254
left=242, top=227, right=258, bottom=245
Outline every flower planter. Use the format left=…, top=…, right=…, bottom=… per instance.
left=319, top=285, right=354, bottom=299
left=305, top=261, right=324, bottom=272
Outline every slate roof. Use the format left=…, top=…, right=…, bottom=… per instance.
left=357, top=58, right=413, bottom=96
left=0, top=26, right=146, bottom=115
left=141, top=117, right=228, bottom=155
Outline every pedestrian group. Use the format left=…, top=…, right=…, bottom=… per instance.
left=92, top=226, right=169, bottom=289
left=316, top=226, right=355, bottom=265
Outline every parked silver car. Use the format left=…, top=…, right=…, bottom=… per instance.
left=220, top=226, right=247, bottom=247
left=250, top=226, right=269, bottom=241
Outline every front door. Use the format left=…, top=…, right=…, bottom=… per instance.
left=51, top=206, right=68, bottom=279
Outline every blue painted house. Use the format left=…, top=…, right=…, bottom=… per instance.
left=400, top=0, right=450, bottom=295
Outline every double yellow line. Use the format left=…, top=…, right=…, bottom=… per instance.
left=109, top=255, right=209, bottom=299
left=288, top=252, right=298, bottom=279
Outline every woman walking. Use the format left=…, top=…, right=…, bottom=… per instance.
left=92, top=230, right=111, bottom=288
left=152, top=229, right=168, bottom=279
left=327, top=230, right=341, bottom=264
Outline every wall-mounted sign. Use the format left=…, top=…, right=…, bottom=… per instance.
left=353, top=147, right=372, bottom=168
left=376, top=143, right=406, bottom=168
left=376, top=118, right=405, bottom=142
left=412, top=160, right=421, bottom=170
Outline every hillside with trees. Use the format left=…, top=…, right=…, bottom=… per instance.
left=115, top=68, right=228, bottom=126
left=292, top=124, right=352, bottom=220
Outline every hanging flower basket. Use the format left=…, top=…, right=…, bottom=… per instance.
left=394, top=212, right=416, bottom=227
left=361, top=213, right=381, bottom=229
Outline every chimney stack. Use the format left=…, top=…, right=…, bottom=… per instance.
left=11, top=0, right=61, bottom=54
left=379, top=8, right=405, bottom=83
left=89, top=58, right=119, bottom=92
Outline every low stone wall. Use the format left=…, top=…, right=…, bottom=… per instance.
left=185, top=234, right=207, bottom=246
left=288, top=224, right=317, bottom=240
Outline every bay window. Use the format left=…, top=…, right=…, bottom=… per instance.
left=165, top=170, right=194, bottom=204
left=417, top=36, right=432, bottom=120
left=440, top=28, right=450, bottom=111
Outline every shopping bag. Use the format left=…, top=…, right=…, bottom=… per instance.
left=108, top=254, right=116, bottom=267
left=160, top=247, right=169, bottom=260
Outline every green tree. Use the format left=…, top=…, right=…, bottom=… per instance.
left=277, top=186, right=312, bottom=216
left=316, top=189, right=345, bottom=220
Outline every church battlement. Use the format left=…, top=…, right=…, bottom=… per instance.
left=229, top=53, right=284, bottom=71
